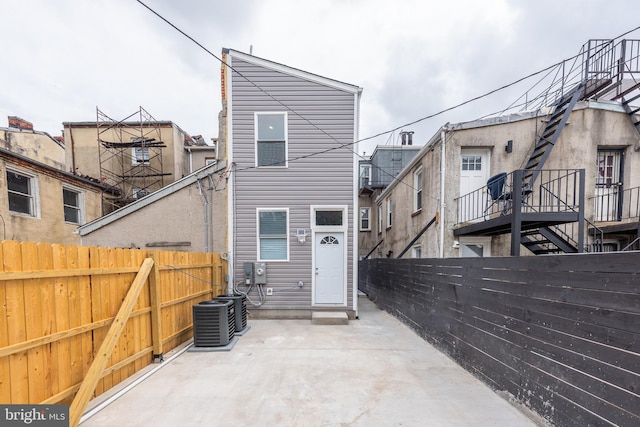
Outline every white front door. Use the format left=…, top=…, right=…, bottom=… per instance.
left=314, top=232, right=345, bottom=304
left=459, top=149, right=490, bottom=222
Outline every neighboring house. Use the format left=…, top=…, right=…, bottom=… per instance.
left=358, top=142, right=421, bottom=259
left=184, top=135, right=218, bottom=173
left=77, top=161, right=228, bottom=253
left=1, top=116, right=66, bottom=170
left=0, top=146, right=111, bottom=244
left=362, top=37, right=640, bottom=259
left=63, top=107, right=201, bottom=212
left=220, top=48, right=362, bottom=318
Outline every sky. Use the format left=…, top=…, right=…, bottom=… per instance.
left=2, top=0, right=640, bottom=156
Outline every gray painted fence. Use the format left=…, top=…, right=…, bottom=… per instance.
left=359, top=253, right=640, bottom=426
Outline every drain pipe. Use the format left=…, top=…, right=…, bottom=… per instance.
left=439, top=125, right=448, bottom=258
left=197, top=179, right=209, bottom=252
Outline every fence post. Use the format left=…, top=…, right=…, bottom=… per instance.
left=148, top=251, right=163, bottom=362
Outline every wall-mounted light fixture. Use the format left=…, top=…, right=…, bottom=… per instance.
left=505, top=140, right=513, bottom=153
left=296, top=229, right=307, bottom=243
left=452, top=240, right=460, bottom=249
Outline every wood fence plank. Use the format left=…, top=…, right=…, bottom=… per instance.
left=148, top=250, right=163, bottom=360
left=36, top=242, right=56, bottom=401
left=69, top=257, right=154, bottom=427
left=0, top=242, right=10, bottom=403
left=21, top=242, right=45, bottom=404
left=51, top=244, right=71, bottom=401
left=76, top=246, right=93, bottom=389
left=90, top=246, right=107, bottom=395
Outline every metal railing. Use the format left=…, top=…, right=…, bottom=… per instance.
left=494, top=38, right=640, bottom=117
left=589, top=185, right=640, bottom=222
left=455, top=169, right=584, bottom=224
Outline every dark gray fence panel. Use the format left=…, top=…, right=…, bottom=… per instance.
left=359, top=253, right=640, bottom=427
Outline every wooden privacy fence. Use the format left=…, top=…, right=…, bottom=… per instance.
left=360, top=253, right=640, bottom=427
left=0, top=241, right=227, bottom=413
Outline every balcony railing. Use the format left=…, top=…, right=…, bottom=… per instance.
left=589, top=185, right=640, bottom=222
left=455, top=169, right=584, bottom=224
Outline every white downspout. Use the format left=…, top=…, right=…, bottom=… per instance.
left=439, top=126, right=447, bottom=258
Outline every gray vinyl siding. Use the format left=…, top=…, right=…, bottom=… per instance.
left=230, top=55, right=358, bottom=310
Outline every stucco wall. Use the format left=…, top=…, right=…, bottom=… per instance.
left=80, top=177, right=227, bottom=253
left=0, top=159, right=102, bottom=244
left=0, top=129, right=65, bottom=170
left=366, top=103, right=640, bottom=259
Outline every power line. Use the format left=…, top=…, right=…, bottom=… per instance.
left=135, top=0, right=639, bottom=197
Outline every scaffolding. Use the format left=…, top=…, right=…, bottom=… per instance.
left=97, top=106, right=169, bottom=212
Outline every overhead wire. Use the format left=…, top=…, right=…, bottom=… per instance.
left=135, top=0, right=640, bottom=196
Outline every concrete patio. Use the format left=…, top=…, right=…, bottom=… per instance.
left=80, top=295, right=545, bottom=426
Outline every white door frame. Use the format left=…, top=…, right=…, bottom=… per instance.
left=310, top=205, right=348, bottom=307
left=458, top=236, right=492, bottom=257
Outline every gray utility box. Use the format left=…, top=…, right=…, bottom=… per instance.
left=192, top=299, right=235, bottom=347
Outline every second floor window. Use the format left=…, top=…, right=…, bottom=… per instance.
left=360, top=207, right=371, bottom=231
left=386, top=197, right=392, bottom=228
left=7, top=169, right=37, bottom=216
left=413, top=168, right=423, bottom=212
left=132, top=147, right=150, bottom=165
left=256, top=113, right=287, bottom=167
left=378, top=204, right=383, bottom=233
left=63, top=187, right=83, bottom=224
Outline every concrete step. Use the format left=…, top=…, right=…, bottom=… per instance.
left=311, top=311, right=348, bottom=325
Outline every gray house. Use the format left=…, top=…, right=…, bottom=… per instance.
left=220, top=48, right=362, bottom=318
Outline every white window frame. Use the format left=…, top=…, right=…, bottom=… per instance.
left=359, top=164, right=371, bottom=187
left=413, top=167, right=423, bottom=212
left=312, top=206, right=347, bottom=230
left=412, top=244, right=422, bottom=259
left=377, top=204, right=383, bottom=234
left=255, top=112, right=288, bottom=168
left=386, top=197, right=392, bottom=228
left=7, top=167, right=39, bottom=217
left=360, top=207, right=371, bottom=231
left=62, top=185, right=84, bottom=225
left=256, top=208, right=289, bottom=262
left=131, top=146, right=150, bottom=165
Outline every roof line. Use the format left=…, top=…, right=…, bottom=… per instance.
left=223, top=48, right=362, bottom=94
left=77, top=160, right=227, bottom=236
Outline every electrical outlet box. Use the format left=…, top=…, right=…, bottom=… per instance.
left=254, top=262, right=267, bottom=285
left=266, top=288, right=273, bottom=296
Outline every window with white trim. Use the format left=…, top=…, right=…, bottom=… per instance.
left=256, top=113, right=287, bottom=167
left=386, top=197, right=392, bottom=228
left=359, top=164, right=371, bottom=187
left=413, top=167, right=423, bottom=212
left=7, top=169, right=38, bottom=216
left=132, top=147, right=150, bottom=165
left=257, top=209, right=289, bottom=261
left=360, top=207, right=371, bottom=231
left=63, top=186, right=84, bottom=225
left=377, top=204, right=383, bottom=233
left=412, top=245, right=422, bottom=258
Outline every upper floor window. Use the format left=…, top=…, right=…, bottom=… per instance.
left=359, top=164, right=371, bottom=187
left=377, top=204, right=383, bottom=233
left=413, top=168, right=423, bottom=212
left=257, top=208, right=289, bottom=261
left=386, top=197, right=392, bottom=228
left=63, top=186, right=84, bottom=225
left=360, top=207, right=371, bottom=231
left=7, top=169, right=38, bottom=216
left=461, top=155, right=482, bottom=171
left=256, top=113, right=287, bottom=167
left=132, top=147, right=150, bottom=165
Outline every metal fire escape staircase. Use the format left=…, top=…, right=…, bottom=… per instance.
left=517, top=84, right=586, bottom=254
